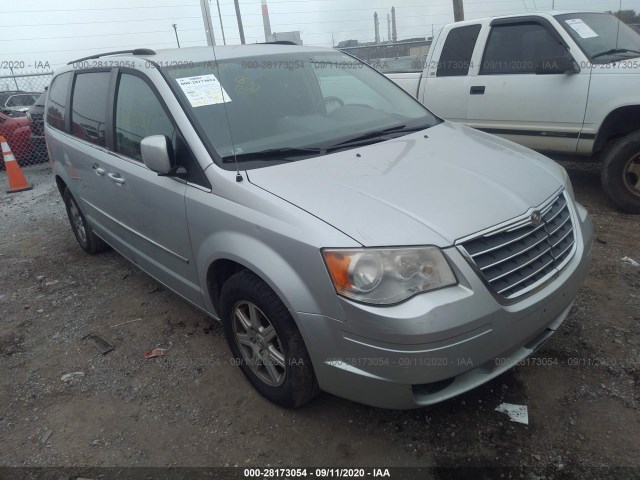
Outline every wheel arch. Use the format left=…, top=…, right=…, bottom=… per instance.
left=55, top=175, right=67, bottom=197
left=594, top=105, right=640, bottom=153
left=200, top=231, right=339, bottom=320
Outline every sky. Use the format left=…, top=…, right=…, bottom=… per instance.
left=2, top=0, right=640, bottom=79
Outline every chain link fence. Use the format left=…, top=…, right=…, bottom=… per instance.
left=0, top=72, right=53, bottom=170
left=338, top=40, right=431, bottom=74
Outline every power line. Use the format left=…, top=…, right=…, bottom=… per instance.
left=0, top=40, right=204, bottom=57
left=17, top=29, right=205, bottom=42
left=0, top=5, right=200, bottom=14
left=5, top=17, right=202, bottom=28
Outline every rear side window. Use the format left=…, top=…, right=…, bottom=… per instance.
left=436, top=24, right=482, bottom=77
left=480, top=23, right=568, bottom=75
left=71, top=72, right=110, bottom=147
left=46, top=73, right=72, bottom=130
left=114, top=73, right=176, bottom=161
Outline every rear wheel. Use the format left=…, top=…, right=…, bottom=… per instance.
left=601, top=131, right=640, bottom=214
left=219, top=270, right=319, bottom=408
left=62, top=188, right=108, bottom=254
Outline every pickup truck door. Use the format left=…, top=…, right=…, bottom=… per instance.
left=422, top=23, right=483, bottom=122
left=465, top=17, right=590, bottom=153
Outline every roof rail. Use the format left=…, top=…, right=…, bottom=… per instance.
left=68, top=48, right=156, bottom=65
left=259, top=41, right=299, bottom=45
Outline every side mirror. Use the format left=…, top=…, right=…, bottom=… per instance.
left=141, top=135, right=173, bottom=174
left=536, top=56, right=580, bottom=75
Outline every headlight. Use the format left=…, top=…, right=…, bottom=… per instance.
left=322, top=247, right=457, bottom=305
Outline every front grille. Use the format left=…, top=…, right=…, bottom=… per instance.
left=459, top=191, right=575, bottom=300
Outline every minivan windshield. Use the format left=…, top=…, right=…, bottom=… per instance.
left=163, top=51, right=439, bottom=169
left=556, top=12, right=640, bottom=63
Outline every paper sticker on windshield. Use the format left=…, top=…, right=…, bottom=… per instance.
left=176, top=74, right=231, bottom=107
left=565, top=19, right=598, bottom=39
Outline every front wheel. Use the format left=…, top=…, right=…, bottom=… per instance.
left=601, top=131, right=640, bottom=214
left=219, top=270, right=319, bottom=408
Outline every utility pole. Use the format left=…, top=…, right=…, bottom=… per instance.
left=172, top=24, right=181, bottom=48
left=234, top=0, right=246, bottom=44
left=215, top=0, right=226, bottom=45
left=453, top=0, right=465, bottom=22
left=200, top=0, right=216, bottom=46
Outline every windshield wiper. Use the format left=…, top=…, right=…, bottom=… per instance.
left=592, top=48, right=640, bottom=59
left=325, top=124, right=430, bottom=150
left=221, top=146, right=324, bottom=163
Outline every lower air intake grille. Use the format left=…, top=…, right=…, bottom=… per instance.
left=459, top=191, right=575, bottom=300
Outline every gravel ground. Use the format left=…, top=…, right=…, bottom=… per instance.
left=1, top=161, right=639, bottom=478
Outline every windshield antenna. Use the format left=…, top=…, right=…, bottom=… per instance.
left=205, top=8, right=243, bottom=182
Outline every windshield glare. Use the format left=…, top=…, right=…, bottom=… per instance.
left=164, top=52, right=438, bottom=167
left=556, top=12, right=640, bottom=62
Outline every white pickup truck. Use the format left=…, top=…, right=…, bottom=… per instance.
left=386, top=11, right=640, bottom=213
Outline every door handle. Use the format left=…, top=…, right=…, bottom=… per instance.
left=107, top=172, right=125, bottom=185
left=470, top=86, right=486, bottom=95
left=92, top=164, right=106, bottom=176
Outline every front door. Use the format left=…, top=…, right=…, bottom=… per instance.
left=96, top=71, right=202, bottom=307
left=466, top=19, right=590, bottom=153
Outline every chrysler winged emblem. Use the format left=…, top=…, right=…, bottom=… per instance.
left=530, top=210, right=543, bottom=225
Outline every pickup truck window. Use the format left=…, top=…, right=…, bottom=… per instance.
left=437, top=24, right=481, bottom=77
left=556, top=12, right=640, bottom=63
left=480, top=22, right=568, bottom=75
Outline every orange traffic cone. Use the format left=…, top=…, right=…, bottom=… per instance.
left=0, top=135, right=32, bottom=193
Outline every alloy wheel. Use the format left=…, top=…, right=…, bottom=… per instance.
left=232, top=300, right=286, bottom=387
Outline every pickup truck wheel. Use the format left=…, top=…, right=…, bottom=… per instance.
left=62, top=188, right=108, bottom=254
left=219, top=270, right=319, bottom=408
left=601, top=132, right=640, bottom=214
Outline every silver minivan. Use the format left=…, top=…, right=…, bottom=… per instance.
left=46, top=45, right=593, bottom=409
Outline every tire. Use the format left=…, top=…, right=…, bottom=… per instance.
left=62, top=188, right=108, bottom=254
left=601, top=131, right=640, bottom=214
left=219, top=270, right=319, bottom=408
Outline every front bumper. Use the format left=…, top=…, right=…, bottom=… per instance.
left=294, top=202, right=593, bottom=409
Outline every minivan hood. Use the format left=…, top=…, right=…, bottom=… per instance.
left=247, top=122, right=564, bottom=247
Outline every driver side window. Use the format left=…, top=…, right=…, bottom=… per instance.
left=480, top=22, right=569, bottom=75
left=115, top=73, right=176, bottom=161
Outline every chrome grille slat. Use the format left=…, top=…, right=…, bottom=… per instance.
left=479, top=233, right=550, bottom=271
left=469, top=223, right=546, bottom=258
left=497, top=256, right=556, bottom=295
left=547, top=212, right=571, bottom=236
left=459, top=191, right=576, bottom=300
left=553, top=236, right=575, bottom=260
left=551, top=226, right=574, bottom=249
left=543, top=197, right=567, bottom=223
left=486, top=245, right=553, bottom=283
